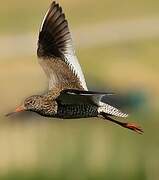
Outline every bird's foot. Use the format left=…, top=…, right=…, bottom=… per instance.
left=122, top=123, right=144, bottom=134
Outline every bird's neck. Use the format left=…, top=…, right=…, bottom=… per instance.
left=36, top=98, right=58, bottom=117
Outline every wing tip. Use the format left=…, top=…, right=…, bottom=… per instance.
left=38, top=0, right=71, bottom=59
left=50, top=1, right=62, bottom=12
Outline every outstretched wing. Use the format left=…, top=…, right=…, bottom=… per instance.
left=37, top=1, right=87, bottom=90
left=57, top=89, right=128, bottom=118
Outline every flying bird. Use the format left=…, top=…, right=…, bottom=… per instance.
left=7, top=1, right=143, bottom=134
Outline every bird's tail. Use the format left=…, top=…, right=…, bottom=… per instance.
left=98, top=102, right=143, bottom=134
left=98, top=102, right=128, bottom=118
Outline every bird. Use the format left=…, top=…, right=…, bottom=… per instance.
left=6, top=1, right=143, bottom=134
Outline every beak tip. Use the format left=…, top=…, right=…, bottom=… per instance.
left=5, top=113, right=10, bottom=117
left=5, top=112, right=16, bottom=117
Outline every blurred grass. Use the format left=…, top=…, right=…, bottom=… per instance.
left=1, top=0, right=159, bottom=179
left=0, top=118, right=158, bottom=180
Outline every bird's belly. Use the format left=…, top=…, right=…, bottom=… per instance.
left=56, top=104, right=98, bottom=119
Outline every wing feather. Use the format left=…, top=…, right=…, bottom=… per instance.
left=37, top=1, right=87, bottom=90
left=58, top=89, right=114, bottom=105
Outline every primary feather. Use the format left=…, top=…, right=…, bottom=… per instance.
left=37, top=1, right=87, bottom=90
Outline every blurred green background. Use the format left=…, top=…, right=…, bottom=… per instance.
left=1, top=0, right=159, bottom=179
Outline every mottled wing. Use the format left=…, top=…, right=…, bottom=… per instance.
left=37, top=1, right=87, bottom=90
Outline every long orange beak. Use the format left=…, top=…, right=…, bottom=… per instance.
left=6, top=105, right=25, bottom=117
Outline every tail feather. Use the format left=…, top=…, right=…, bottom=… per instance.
left=98, top=102, right=128, bottom=118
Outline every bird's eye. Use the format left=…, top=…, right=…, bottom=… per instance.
left=30, top=100, right=35, bottom=104
left=25, top=100, right=34, bottom=106
left=27, top=101, right=31, bottom=105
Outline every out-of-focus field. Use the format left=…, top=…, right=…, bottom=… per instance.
left=1, top=0, right=159, bottom=179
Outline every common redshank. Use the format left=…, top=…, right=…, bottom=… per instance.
left=7, top=1, right=143, bottom=134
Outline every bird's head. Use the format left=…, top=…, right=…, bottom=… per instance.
left=6, top=95, right=43, bottom=116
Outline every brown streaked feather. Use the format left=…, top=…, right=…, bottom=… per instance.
left=37, top=1, right=87, bottom=90
left=39, top=58, right=84, bottom=91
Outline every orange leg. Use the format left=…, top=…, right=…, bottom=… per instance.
left=101, top=113, right=143, bottom=134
